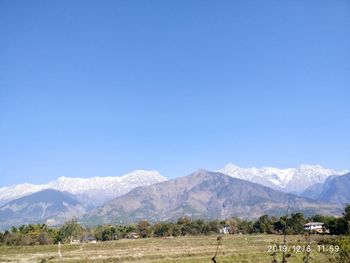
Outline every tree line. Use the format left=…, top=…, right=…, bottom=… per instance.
left=0, top=205, right=349, bottom=246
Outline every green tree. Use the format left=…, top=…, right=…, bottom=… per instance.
left=208, top=220, right=220, bottom=234
left=59, top=219, right=83, bottom=243
left=177, top=217, right=192, bottom=225
left=343, top=204, right=350, bottom=221
left=171, top=224, right=182, bottom=236
left=189, top=220, right=206, bottom=235
left=93, top=226, right=104, bottom=241
left=10, top=226, right=18, bottom=233
left=153, top=222, right=173, bottom=237
left=274, top=217, right=286, bottom=234
left=227, top=218, right=239, bottom=234
left=289, top=213, right=305, bottom=234
left=327, top=217, right=349, bottom=235
left=253, top=215, right=274, bottom=233
left=177, top=217, right=192, bottom=236
left=137, top=220, right=152, bottom=238
left=115, top=225, right=128, bottom=239
left=100, top=226, right=117, bottom=241
left=237, top=220, right=254, bottom=234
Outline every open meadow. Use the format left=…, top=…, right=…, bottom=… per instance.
left=0, top=234, right=340, bottom=263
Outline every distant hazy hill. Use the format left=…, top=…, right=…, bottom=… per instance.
left=302, top=173, right=350, bottom=205
left=0, top=170, right=167, bottom=207
left=85, top=170, right=340, bottom=224
left=0, top=189, right=86, bottom=229
left=218, top=163, right=347, bottom=193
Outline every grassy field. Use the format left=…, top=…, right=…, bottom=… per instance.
left=0, top=234, right=339, bottom=263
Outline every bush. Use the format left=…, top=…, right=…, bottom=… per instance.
left=329, top=237, right=350, bottom=263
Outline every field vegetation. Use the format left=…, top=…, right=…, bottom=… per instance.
left=1, top=234, right=349, bottom=263
left=0, top=205, right=349, bottom=262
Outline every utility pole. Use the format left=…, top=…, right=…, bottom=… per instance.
left=58, top=241, right=62, bottom=262
left=282, top=199, right=291, bottom=263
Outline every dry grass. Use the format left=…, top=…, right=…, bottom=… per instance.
left=0, top=234, right=338, bottom=263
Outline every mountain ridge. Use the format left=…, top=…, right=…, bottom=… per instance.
left=0, top=170, right=167, bottom=206
left=84, top=170, right=341, bottom=225
left=302, top=173, right=350, bottom=205
left=218, top=163, right=347, bottom=193
left=0, top=189, right=86, bottom=230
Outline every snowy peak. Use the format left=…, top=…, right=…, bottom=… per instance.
left=0, top=184, right=46, bottom=205
left=297, top=164, right=338, bottom=177
left=46, top=170, right=165, bottom=193
left=218, top=163, right=347, bottom=193
left=0, top=170, right=167, bottom=206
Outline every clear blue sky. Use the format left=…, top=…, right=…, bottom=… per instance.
left=1, top=0, right=349, bottom=186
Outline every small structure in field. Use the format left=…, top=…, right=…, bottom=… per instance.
left=70, top=239, right=81, bottom=245
left=126, top=232, right=140, bottom=239
left=304, top=222, right=330, bottom=234
left=219, top=226, right=232, bottom=234
left=83, top=236, right=97, bottom=244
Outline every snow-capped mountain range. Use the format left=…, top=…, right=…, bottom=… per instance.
left=0, top=164, right=348, bottom=228
left=0, top=170, right=167, bottom=207
left=0, top=164, right=347, bottom=208
left=218, top=163, right=348, bottom=193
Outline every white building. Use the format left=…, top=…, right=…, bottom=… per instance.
left=304, top=222, right=329, bottom=234
left=219, top=227, right=231, bottom=234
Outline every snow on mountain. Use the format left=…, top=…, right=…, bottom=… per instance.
left=0, top=184, right=47, bottom=206
left=0, top=170, right=167, bottom=207
left=218, top=163, right=348, bottom=193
